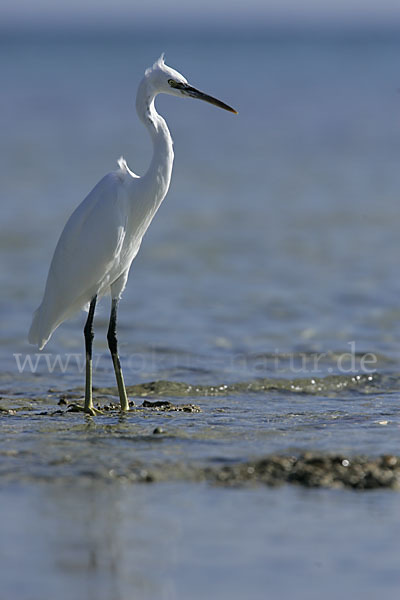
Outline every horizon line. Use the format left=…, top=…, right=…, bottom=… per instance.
left=2, top=19, right=400, bottom=37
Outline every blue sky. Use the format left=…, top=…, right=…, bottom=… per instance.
left=3, top=0, right=400, bottom=29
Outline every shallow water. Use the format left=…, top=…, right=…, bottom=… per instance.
left=1, top=481, right=400, bottom=600
left=2, top=28, right=400, bottom=599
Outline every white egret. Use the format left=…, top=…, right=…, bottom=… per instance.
left=28, top=54, right=237, bottom=415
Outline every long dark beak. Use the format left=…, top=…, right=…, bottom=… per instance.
left=181, top=84, right=237, bottom=114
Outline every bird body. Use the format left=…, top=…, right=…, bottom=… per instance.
left=28, top=54, right=236, bottom=413
left=29, top=156, right=170, bottom=349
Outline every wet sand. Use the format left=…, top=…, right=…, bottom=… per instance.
left=1, top=375, right=400, bottom=490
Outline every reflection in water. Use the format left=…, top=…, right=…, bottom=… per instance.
left=52, top=483, right=123, bottom=600
left=24, top=482, right=183, bottom=600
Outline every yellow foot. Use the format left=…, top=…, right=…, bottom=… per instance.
left=67, top=403, right=103, bottom=415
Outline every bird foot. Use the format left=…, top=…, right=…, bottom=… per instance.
left=67, top=403, right=104, bottom=416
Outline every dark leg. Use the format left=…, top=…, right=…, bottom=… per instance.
left=84, top=295, right=97, bottom=414
left=107, top=298, right=129, bottom=411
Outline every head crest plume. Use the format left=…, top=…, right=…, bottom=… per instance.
left=145, top=53, right=166, bottom=77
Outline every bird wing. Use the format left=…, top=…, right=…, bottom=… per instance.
left=29, top=172, right=131, bottom=348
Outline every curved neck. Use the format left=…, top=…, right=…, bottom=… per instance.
left=136, top=80, right=174, bottom=204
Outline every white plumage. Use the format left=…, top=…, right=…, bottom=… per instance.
left=30, top=164, right=147, bottom=349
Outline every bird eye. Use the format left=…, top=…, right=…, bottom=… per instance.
left=168, top=79, right=178, bottom=88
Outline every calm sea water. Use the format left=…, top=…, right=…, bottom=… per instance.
left=2, top=29, right=400, bottom=599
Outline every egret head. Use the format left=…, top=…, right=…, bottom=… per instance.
left=144, top=54, right=237, bottom=114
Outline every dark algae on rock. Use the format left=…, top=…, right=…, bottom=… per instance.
left=208, top=453, right=400, bottom=490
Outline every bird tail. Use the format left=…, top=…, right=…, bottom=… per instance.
left=28, top=305, right=52, bottom=350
